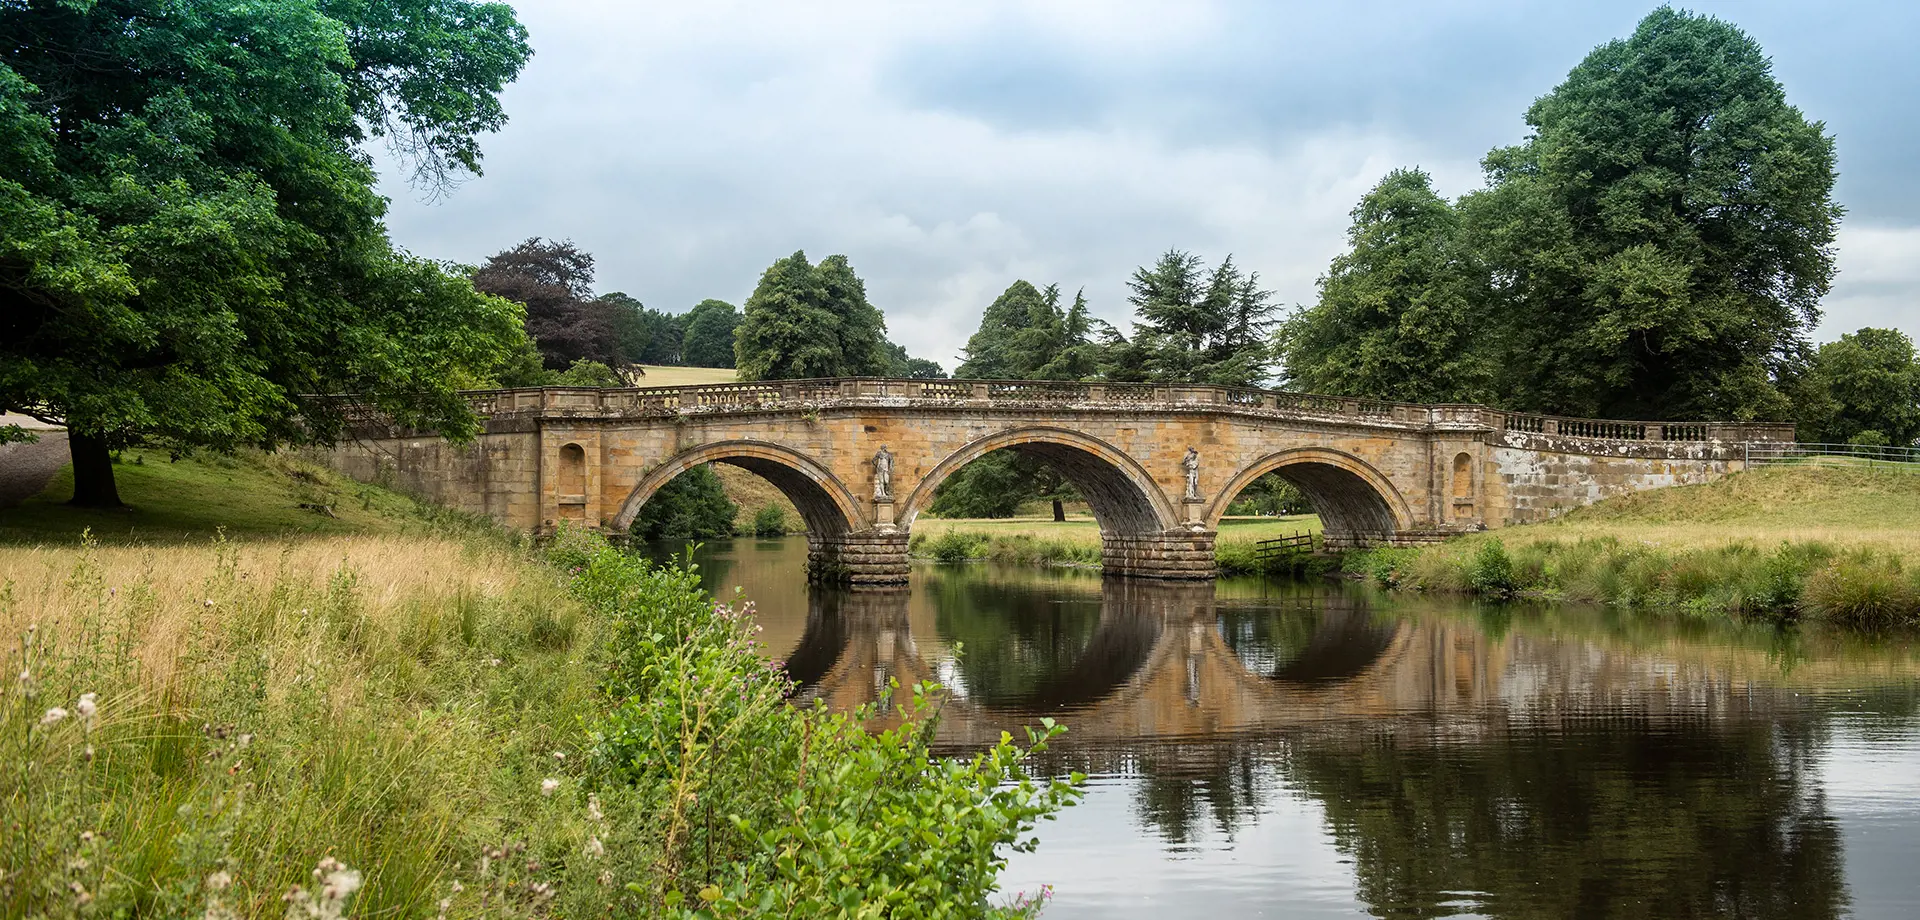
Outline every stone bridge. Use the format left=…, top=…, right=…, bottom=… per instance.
left=320, top=378, right=1791, bottom=582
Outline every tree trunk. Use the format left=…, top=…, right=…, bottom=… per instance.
left=1052, top=498, right=1066, bottom=522
left=67, top=431, right=123, bottom=508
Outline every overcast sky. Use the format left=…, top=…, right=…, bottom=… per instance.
left=374, top=0, right=1920, bottom=370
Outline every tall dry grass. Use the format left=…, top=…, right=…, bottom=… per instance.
left=2, top=533, right=612, bottom=918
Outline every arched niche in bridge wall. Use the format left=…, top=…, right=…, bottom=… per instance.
left=897, top=426, right=1181, bottom=535
left=609, top=440, right=864, bottom=537
left=1205, top=447, right=1412, bottom=538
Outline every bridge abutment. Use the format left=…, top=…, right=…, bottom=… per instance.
left=808, top=531, right=911, bottom=586
left=1101, top=530, right=1218, bottom=580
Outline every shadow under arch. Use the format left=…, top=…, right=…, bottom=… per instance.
left=1205, top=447, right=1413, bottom=540
left=898, top=426, right=1181, bottom=535
left=1217, top=593, right=1400, bottom=685
left=609, top=440, right=865, bottom=537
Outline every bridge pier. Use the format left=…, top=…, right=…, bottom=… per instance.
left=1100, top=530, right=1218, bottom=580
left=808, top=531, right=911, bottom=585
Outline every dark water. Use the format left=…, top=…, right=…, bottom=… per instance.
left=668, top=537, right=1920, bottom=919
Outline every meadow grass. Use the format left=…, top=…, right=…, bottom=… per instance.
left=627, top=365, right=737, bottom=387
left=1349, top=467, right=1920, bottom=630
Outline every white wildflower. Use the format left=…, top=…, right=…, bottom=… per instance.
left=540, top=777, right=559, bottom=797
left=551, top=750, right=565, bottom=761
left=587, top=793, right=604, bottom=822
left=204, top=599, right=214, bottom=607
left=206, top=871, right=232, bottom=891
left=40, top=706, right=69, bottom=726
left=584, top=836, right=605, bottom=859
left=76, top=692, right=98, bottom=726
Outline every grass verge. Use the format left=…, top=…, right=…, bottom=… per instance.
left=1347, top=467, right=1920, bottom=630
left=908, top=515, right=1321, bottom=572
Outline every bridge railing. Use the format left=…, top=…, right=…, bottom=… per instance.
left=378, top=378, right=1786, bottom=445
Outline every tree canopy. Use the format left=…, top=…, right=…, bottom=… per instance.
left=681, top=298, right=742, bottom=368
left=473, top=238, right=627, bottom=372
left=734, top=251, right=891, bottom=380
left=1791, top=328, right=1920, bottom=446
left=1121, top=250, right=1276, bottom=387
left=0, top=0, right=533, bottom=505
left=1280, top=169, right=1491, bottom=402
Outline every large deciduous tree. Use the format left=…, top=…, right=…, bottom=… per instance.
left=1792, top=328, right=1920, bottom=447
left=1462, top=6, right=1839, bottom=420
left=0, top=0, right=531, bottom=506
left=681, top=299, right=742, bottom=368
left=473, top=238, right=630, bottom=372
left=1280, top=168, right=1491, bottom=402
left=735, top=251, right=890, bottom=380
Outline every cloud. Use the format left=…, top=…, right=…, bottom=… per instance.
left=1821, top=225, right=1920, bottom=341
left=375, top=0, right=1919, bottom=371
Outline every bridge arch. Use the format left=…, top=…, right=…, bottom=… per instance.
left=609, top=440, right=865, bottom=537
left=1205, top=447, right=1413, bottom=539
left=898, top=426, right=1182, bottom=534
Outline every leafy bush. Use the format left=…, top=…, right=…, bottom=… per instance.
left=568, top=533, right=1083, bottom=915
left=1467, top=541, right=1518, bottom=598
left=750, top=503, right=790, bottom=537
left=632, top=465, right=739, bottom=541
left=1802, top=553, right=1920, bottom=629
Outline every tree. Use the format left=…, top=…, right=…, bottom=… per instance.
left=1793, top=328, right=1920, bottom=446
left=474, top=238, right=628, bottom=371
left=1127, top=251, right=1276, bottom=386
left=631, top=465, right=738, bottom=541
left=883, top=341, right=947, bottom=379
left=0, top=0, right=531, bottom=506
left=681, top=299, right=742, bottom=368
left=602, top=292, right=683, bottom=368
left=735, top=251, right=891, bottom=380
left=956, top=282, right=1050, bottom=378
left=956, top=281, right=1104, bottom=381
left=1280, top=169, right=1492, bottom=402
left=1460, top=7, right=1839, bottom=420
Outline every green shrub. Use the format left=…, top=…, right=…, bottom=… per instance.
left=927, top=531, right=989, bottom=564
left=1467, top=540, right=1518, bottom=598
left=1802, top=554, right=1920, bottom=629
left=750, top=503, right=790, bottom=537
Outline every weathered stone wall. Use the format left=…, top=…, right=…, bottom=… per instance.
left=315, top=427, right=541, bottom=528
left=1485, top=431, right=1748, bottom=526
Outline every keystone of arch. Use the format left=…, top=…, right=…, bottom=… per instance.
left=1203, top=446, right=1414, bottom=532
left=609, top=439, right=866, bottom=535
left=897, top=426, right=1182, bottom=533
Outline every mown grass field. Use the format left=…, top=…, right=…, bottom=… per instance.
left=629, top=364, right=737, bottom=387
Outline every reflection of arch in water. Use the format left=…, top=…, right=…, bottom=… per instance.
left=1218, top=595, right=1399, bottom=685
left=899, top=427, right=1181, bottom=535
left=609, top=440, right=863, bottom=538
left=1206, top=447, right=1413, bottom=542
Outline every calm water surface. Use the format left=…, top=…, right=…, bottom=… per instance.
left=665, top=537, right=1920, bottom=919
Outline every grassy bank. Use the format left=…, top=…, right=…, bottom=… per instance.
left=908, top=515, right=1321, bottom=572
left=1350, top=467, right=1920, bottom=629
left=5, top=453, right=1079, bottom=917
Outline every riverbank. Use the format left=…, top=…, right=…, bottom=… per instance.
left=1350, top=466, right=1920, bottom=629
left=908, top=515, right=1323, bottom=572
left=3, top=453, right=1076, bottom=917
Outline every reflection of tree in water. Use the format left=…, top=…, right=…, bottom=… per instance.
left=1129, top=741, right=1278, bottom=847
left=927, top=575, right=1106, bottom=708
left=1281, top=718, right=1847, bottom=919
left=1217, top=597, right=1397, bottom=685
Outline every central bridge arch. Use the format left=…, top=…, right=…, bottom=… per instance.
left=898, top=426, right=1182, bottom=535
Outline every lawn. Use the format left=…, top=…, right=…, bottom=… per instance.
left=629, top=364, right=737, bottom=386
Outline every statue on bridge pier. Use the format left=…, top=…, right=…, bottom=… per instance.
left=1183, top=447, right=1201, bottom=502
left=873, top=446, right=894, bottom=502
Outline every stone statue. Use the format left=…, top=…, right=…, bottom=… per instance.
left=873, top=446, right=894, bottom=502
left=1182, top=446, right=1200, bottom=501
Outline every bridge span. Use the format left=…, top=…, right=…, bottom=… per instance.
left=319, top=378, right=1791, bottom=582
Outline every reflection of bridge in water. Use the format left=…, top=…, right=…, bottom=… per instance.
left=781, top=577, right=1820, bottom=750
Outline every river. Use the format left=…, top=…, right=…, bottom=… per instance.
left=661, top=536, right=1920, bottom=919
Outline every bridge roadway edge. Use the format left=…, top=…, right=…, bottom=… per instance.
left=310, top=379, right=1794, bottom=585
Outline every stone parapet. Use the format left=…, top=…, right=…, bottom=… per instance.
left=1101, top=531, right=1219, bottom=580
left=809, top=531, right=910, bottom=586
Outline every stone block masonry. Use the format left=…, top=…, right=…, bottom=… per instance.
left=315, top=379, right=1792, bottom=584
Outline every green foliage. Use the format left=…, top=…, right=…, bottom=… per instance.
left=735, top=251, right=891, bottom=381
left=1802, top=554, right=1920, bottom=629
left=1467, top=541, right=1517, bottom=598
left=1460, top=7, right=1839, bottom=420
left=605, top=291, right=686, bottom=366
left=0, top=0, right=533, bottom=505
left=910, top=530, right=1098, bottom=568
left=883, top=340, right=948, bottom=379
left=1280, top=168, right=1492, bottom=402
left=681, top=299, right=742, bottom=368
left=1120, top=250, right=1276, bottom=387
left=1792, top=328, right=1920, bottom=446
left=554, top=359, right=624, bottom=388
left=1225, top=472, right=1310, bottom=516
left=929, top=453, right=1034, bottom=519
left=956, top=282, right=1103, bottom=381
left=750, top=503, right=791, bottom=537
left=631, top=466, right=739, bottom=542
left=564, top=533, right=1083, bottom=915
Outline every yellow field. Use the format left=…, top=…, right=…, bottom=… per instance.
left=630, top=364, right=737, bottom=386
